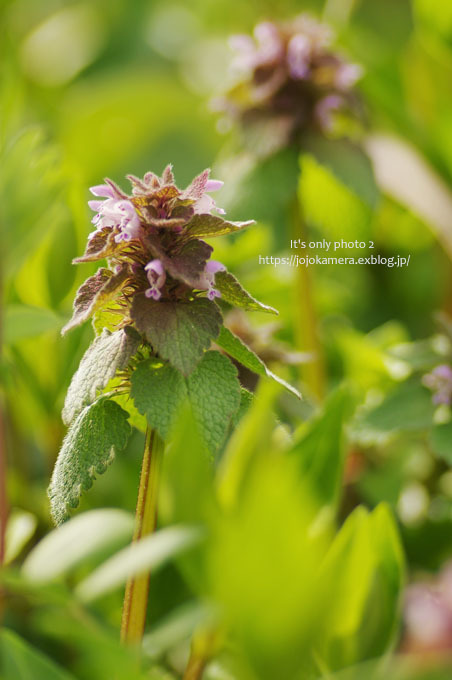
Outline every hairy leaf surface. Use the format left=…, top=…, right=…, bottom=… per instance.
left=62, top=267, right=129, bottom=335
left=49, top=399, right=131, bottom=525
left=214, top=270, right=278, bottom=314
left=131, top=359, right=187, bottom=440
left=187, top=351, right=241, bottom=454
left=63, top=328, right=140, bottom=425
left=131, top=295, right=222, bottom=375
left=184, top=214, right=254, bottom=240
left=216, top=326, right=301, bottom=398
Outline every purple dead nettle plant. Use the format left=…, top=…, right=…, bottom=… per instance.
left=215, top=14, right=362, bottom=156
left=49, top=164, right=299, bottom=645
left=422, top=365, right=452, bottom=406
left=213, top=14, right=363, bottom=401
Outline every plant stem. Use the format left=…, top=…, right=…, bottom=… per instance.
left=183, top=628, right=219, bottom=680
left=120, top=427, right=164, bottom=645
left=291, top=198, right=325, bottom=401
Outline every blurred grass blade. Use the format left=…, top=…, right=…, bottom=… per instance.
left=4, top=509, right=37, bottom=565
left=22, top=508, right=134, bottom=583
left=290, top=386, right=352, bottom=510
left=0, top=628, right=77, bottom=680
left=216, top=379, right=280, bottom=510
left=4, top=304, right=64, bottom=344
left=76, top=525, right=202, bottom=602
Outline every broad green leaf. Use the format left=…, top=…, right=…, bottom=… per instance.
left=358, top=381, right=436, bottom=434
left=303, top=136, right=379, bottom=211
left=4, top=305, right=64, bottom=343
left=232, top=387, right=254, bottom=427
left=290, top=386, right=351, bottom=508
left=184, top=214, right=254, bottom=240
left=62, top=267, right=129, bottom=335
left=76, top=526, right=202, bottom=602
left=214, top=270, right=278, bottom=315
left=316, top=504, right=404, bottom=672
left=430, top=420, right=452, bottom=464
left=48, top=399, right=131, bottom=525
left=299, top=153, right=372, bottom=243
left=131, top=295, right=222, bottom=375
left=62, top=327, right=140, bottom=425
left=209, top=454, right=327, bottom=680
left=216, top=326, right=301, bottom=399
left=22, top=509, right=134, bottom=582
left=4, top=509, right=37, bottom=565
left=187, top=351, right=241, bottom=454
left=131, top=359, right=187, bottom=440
left=0, top=628, right=77, bottom=680
left=217, top=380, right=280, bottom=510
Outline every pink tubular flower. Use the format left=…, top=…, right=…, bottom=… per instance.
left=88, top=186, right=141, bottom=243
left=422, top=365, right=452, bottom=405
left=144, top=259, right=166, bottom=300
left=193, top=179, right=226, bottom=216
left=198, top=260, right=226, bottom=300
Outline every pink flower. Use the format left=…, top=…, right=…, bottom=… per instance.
left=422, top=365, right=452, bottom=405
left=88, top=186, right=141, bottom=243
left=144, top=259, right=166, bottom=300
left=198, top=260, right=226, bottom=300
left=193, top=179, right=226, bottom=216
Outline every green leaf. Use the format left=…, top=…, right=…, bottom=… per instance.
left=316, top=504, right=404, bottom=671
left=4, top=305, right=64, bottom=344
left=430, top=420, right=452, bottom=464
left=214, top=270, right=278, bottom=315
left=0, top=628, right=77, bottom=680
left=299, top=152, right=373, bottom=243
left=75, top=526, right=202, bottom=602
left=131, top=359, right=187, bottom=440
left=22, top=508, right=134, bottom=582
left=48, top=399, right=131, bottom=525
left=62, top=328, right=140, bottom=425
left=216, top=326, right=301, bottom=399
left=358, top=380, right=436, bottom=434
left=232, top=387, right=254, bottom=428
left=183, top=214, right=254, bottom=240
left=131, top=295, right=222, bottom=376
left=62, top=267, right=129, bottom=335
left=4, top=509, right=37, bottom=565
left=187, top=351, right=241, bottom=455
left=290, top=387, right=351, bottom=508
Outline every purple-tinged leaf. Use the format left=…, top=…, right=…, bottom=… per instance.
left=183, top=214, right=255, bottom=240
left=74, top=229, right=124, bottom=264
left=214, top=270, right=278, bottom=314
left=216, top=326, right=301, bottom=399
left=62, top=267, right=129, bottom=335
left=130, top=295, right=222, bottom=375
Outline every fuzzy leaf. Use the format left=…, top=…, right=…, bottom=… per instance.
left=232, top=387, right=254, bottom=427
left=216, top=326, right=301, bottom=399
left=48, top=399, right=131, bottom=525
left=131, top=359, right=188, bottom=440
left=184, top=214, right=255, bottom=240
left=62, top=267, right=129, bottom=335
left=131, top=295, right=222, bottom=375
left=214, top=270, right=278, bottom=315
left=73, top=228, right=124, bottom=264
left=62, top=328, right=140, bottom=426
left=187, top=351, right=241, bottom=454
left=166, top=239, right=213, bottom=287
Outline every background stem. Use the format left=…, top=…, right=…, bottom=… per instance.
left=120, top=427, right=164, bottom=645
left=292, top=198, right=326, bottom=401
